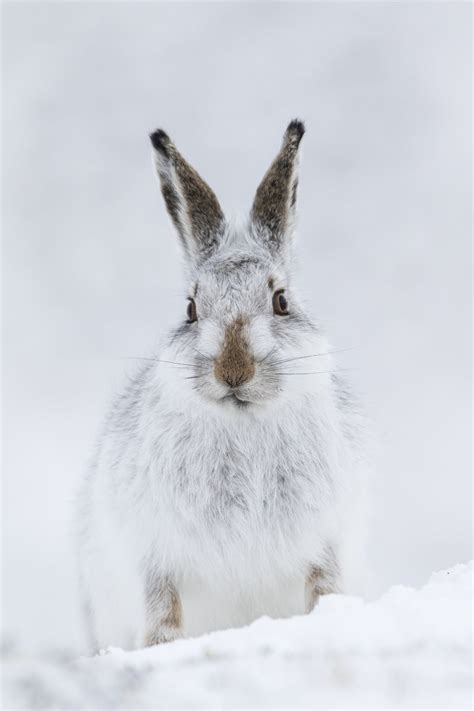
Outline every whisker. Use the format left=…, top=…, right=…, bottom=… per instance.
left=258, top=347, right=278, bottom=365
left=273, top=368, right=354, bottom=376
left=190, top=346, right=213, bottom=362
left=270, top=347, right=357, bottom=367
left=124, top=357, right=196, bottom=368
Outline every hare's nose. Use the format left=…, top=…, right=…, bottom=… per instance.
left=215, top=363, right=256, bottom=389
left=220, top=369, right=255, bottom=389
left=214, top=318, right=255, bottom=388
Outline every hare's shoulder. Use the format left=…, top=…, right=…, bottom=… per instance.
left=103, top=361, right=157, bottom=435
left=91, top=361, right=158, bottom=479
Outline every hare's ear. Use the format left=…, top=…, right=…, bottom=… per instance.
left=251, top=119, right=305, bottom=255
left=150, top=129, right=225, bottom=262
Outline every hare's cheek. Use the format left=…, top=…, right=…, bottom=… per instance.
left=197, top=319, right=222, bottom=361
left=247, top=316, right=273, bottom=361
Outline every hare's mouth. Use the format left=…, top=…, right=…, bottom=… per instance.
left=225, top=393, right=251, bottom=410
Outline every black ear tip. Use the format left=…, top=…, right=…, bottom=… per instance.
left=286, top=119, right=305, bottom=144
left=149, top=128, right=171, bottom=154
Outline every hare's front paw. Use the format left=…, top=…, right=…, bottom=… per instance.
left=144, top=626, right=183, bottom=647
left=144, top=573, right=183, bottom=647
left=305, top=547, right=341, bottom=612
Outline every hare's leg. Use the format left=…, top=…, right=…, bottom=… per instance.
left=144, top=572, right=183, bottom=646
left=305, top=547, right=341, bottom=613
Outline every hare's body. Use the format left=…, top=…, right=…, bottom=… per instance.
left=78, top=122, right=369, bottom=651
left=79, top=351, right=366, bottom=650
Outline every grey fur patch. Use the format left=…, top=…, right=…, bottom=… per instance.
left=169, top=322, right=192, bottom=345
left=290, top=178, right=298, bottom=208
left=222, top=256, right=260, bottom=271
left=161, top=182, right=186, bottom=251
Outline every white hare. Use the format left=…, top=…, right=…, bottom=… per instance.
left=77, top=120, right=369, bottom=651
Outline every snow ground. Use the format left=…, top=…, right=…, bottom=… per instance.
left=2, top=563, right=472, bottom=710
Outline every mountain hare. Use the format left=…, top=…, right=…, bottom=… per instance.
left=78, top=120, right=368, bottom=651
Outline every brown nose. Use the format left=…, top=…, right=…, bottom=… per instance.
left=214, top=318, right=256, bottom=388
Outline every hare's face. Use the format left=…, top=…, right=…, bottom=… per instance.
left=150, top=121, right=324, bottom=408
left=175, top=251, right=318, bottom=408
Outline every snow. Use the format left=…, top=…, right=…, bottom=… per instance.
left=3, top=563, right=472, bottom=710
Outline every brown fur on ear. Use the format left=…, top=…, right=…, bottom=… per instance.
left=251, top=119, right=305, bottom=253
left=150, top=129, right=225, bottom=261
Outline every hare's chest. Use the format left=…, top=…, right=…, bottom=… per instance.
left=156, top=416, right=331, bottom=541
left=149, top=419, right=334, bottom=581
left=143, top=413, right=338, bottom=579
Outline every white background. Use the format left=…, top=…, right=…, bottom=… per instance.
left=3, top=1, right=471, bottom=653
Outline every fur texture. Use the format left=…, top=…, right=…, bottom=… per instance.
left=77, top=121, right=369, bottom=652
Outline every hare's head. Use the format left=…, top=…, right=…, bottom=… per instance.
left=151, top=121, right=328, bottom=411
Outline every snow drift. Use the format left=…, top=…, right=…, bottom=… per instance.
left=2, top=563, right=472, bottom=709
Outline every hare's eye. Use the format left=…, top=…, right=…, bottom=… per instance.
left=273, top=290, right=289, bottom=316
left=186, top=298, right=197, bottom=323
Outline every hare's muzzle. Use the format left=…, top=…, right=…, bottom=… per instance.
left=214, top=318, right=256, bottom=389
